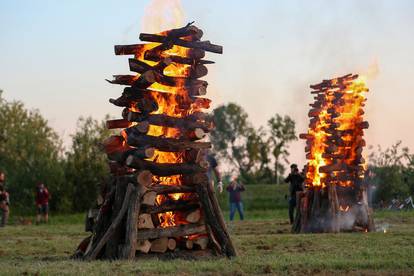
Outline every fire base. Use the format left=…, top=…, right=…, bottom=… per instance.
left=292, top=185, right=375, bottom=233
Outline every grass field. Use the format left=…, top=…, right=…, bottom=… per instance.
left=1, top=184, right=414, bottom=275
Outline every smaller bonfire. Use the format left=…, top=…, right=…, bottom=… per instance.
left=294, top=73, right=375, bottom=233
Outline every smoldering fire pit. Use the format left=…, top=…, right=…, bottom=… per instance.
left=81, top=23, right=236, bottom=260
left=293, top=74, right=375, bottom=233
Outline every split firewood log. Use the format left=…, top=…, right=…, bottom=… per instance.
left=185, top=209, right=201, bottom=223
left=194, top=236, right=209, bottom=250
left=150, top=237, right=169, bottom=253
left=138, top=213, right=155, bottom=229
left=142, top=191, right=157, bottom=206
left=137, top=240, right=152, bottom=254
left=167, top=238, right=177, bottom=251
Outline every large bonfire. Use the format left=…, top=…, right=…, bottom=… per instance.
left=294, top=73, right=375, bottom=233
left=74, top=22, right=236, bottom=260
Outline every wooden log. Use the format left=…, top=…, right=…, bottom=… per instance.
left=144, top=51, right=213, bottom=65
left=120, top=182, right=142, bottom=259
left=136, top=240, right=152, bottom=253
left=106, top=75, right=136, bottom=85
left=85, top=183, right=134, bottom=260
left=319, top=163, right=346, bottom=173
left=139, top=33, right=223, bottom=54
left=186, top=209, right=201, bottom=223
left=104, top=178, right=128, bottom=259
left=167, top=238, right=177, bottom=251
left=299, top=133, right=313, bottom=140
left=106, top=119, right=131, bottom=129
left=142, top=201, right=199, bottom=214
left=84, top=181, right=116, bottom=258
left=114, top=43, right=148, bottom=55
left=182, top=173, right=209, bottom=186
left=149, top=184, right=196, bottom=195
left=194, top=236, right=209, bottom=250
left=138, top=213, right=155, bottom=229
left=101, top=135, right=129, bottom=154
left=185, top=239, right=194, bottom=249
left=126, top=156, right=207, bottom=176
left=129, top=58, right=172, bottom=74
left=186, top=128, right=207, bottom=140
left=196, top=181, right=237, bottom=257
left=142, top=191, right=157, bottom=206
left=129, top=66, right=209, bottom=90
left=126, top=132, right=211, bottom=152
left=162, top=23, right=204, bottom=40
left=137, top=223, right=206, bottom=240
left=127, top=112, right=211, bottom=132
left=189, top=64, right=208, bottom=79
left=136, top=170, right=153, bottom=187
left=130, top=146, right=155, bottom=160
left=145, top=44, right=205, bottom=59
left=108, top=161, right=134, bottom=176
left=150, top=237, right=169, bottom=253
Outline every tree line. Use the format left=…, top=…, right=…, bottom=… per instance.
left=1, top=91, right=413, bottom=213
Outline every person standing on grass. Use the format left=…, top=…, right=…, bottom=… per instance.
left=35, top=182, right=50, bottom=224
left=0, top=183, right=10, bottom=227
left=284, top=164, right=304, bottom=224
left=226, top=177, right=245, bottom=221
left=206, top=151, right=223, bottom=193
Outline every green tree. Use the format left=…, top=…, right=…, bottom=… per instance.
left=65, top=116, right=112, bottom=212
left=368, top=141, right=411, bottom=202
left=211, top=103, right=265, bottom=182
left=267, top=114, right=297, bottom=184
left=0, top=91, right=68, bottom=212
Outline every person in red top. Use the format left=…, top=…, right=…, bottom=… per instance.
left=0, top=183, right=10, bottom=227
left=35, top=182, right=50, bottom=224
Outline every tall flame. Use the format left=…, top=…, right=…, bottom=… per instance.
left=135, top=1, right=200, bottom=228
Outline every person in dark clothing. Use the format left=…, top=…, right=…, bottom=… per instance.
left=0, top=184, right=10, bottom=227
left=206, top=152, right=223, bottom=193
left=284, top=164, right=304, bottom=224
left=0, top=172, right=5, bottom=190
left=226, top=177, right=245, bottom=221
left=35, top=183, right=50, bottom=224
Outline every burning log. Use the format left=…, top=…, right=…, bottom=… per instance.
left=149, top=184, right=196, bottom=195
left=125, top=156, right=207, bottom=176
left=126, top=132, right=211, bottom=152
left=137, top=223, right=206, bottom=240
left=127, top=112, right=211, bottom=132
left=142, top=201, right=199, bottom=214
left=106, top=119, right=131, bottom=129
left=294, top=73, right=374, bottom=234
left=139, top=33, right=223, bottom=54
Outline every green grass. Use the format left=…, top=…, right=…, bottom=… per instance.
left=0, top=184, right=413, bottom=275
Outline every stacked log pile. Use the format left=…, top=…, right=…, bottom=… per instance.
left=293, top=74, right=375, bottom=233
left=80, top=23, right=236, bottom=260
